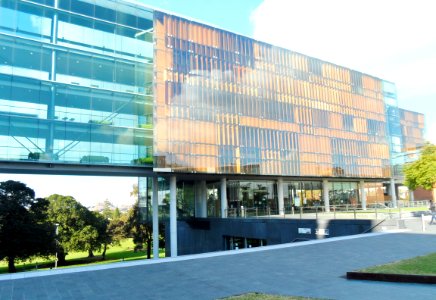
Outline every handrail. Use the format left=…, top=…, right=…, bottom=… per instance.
left=222, top=204, right=426, bottom=220
left=361, top=218, right=388, bottom=234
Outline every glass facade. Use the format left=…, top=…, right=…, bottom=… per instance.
left=0, top=0, right=154, bottom=165
left=226, top=180, right=277, bottom=215
left=399, top=108, right=425, bottom=153
left=0, top=0, right=425, bottom=183
left=153, top=12, right=391, bottom=178
left=283, top=181, right=322, bottom=208
left=393, top=108, right=425, bottom=177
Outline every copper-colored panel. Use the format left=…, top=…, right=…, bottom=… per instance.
left=152, top=12, right=390, bottom=177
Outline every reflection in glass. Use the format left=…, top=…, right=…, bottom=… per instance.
left=154, top=12, right=391, bottom=178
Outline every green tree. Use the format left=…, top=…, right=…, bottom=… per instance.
left=101, top=199, right=115, bottom=220
left=0, top=181, right=55, bottom=273
left=125, top=203, right=152, bottom=257
left=125, top=183, right=164, bottom=259
left=105, top=210, right=128, bottom=253
left=71, top=224, right=99, bottom=258
left=113, top=207, right=121, bottom=219
left=46, top=194, right=104, bottom=263
left=404, top=143, right=436, bottom=201
left=90, top=211, right=111, bottom=259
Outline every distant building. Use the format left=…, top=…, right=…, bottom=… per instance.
left=0, top=0, right=426, bottom=256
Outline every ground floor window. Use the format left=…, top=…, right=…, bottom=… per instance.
left=283, top=181, right=322, bottom=209
left=328, top=182, right=359, bottom=206
left=224, top=235, right=266, bottom=250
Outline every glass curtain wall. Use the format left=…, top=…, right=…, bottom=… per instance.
left=226, top=180, right=277, bottom=216
left=0, top=0, right=154, bottom=165
left=364, top=182, right=385, bottom=205
left=328, top=182, right=359, bottom=207
left=283, top=181, right=322, bottom=209
left=206, top=182, right=220, bottom=217
left=178, top=179, right=388, bottom=217
left=398, top=108, right=425, bottom=173
left=383, top=81, right=403, bottom=178
left=153, top=12, right=390, bottom=178
left=399, top=109, right=425, bottom=152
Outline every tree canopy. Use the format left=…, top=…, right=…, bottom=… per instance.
left=0, top=181, right=55, bottom=272
left=0, top=181, right=162, bottom=273
left=46, top=194, right=103, bottom=263
left=404, top=143, right=436, bottom=200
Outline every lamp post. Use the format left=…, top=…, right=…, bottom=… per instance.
left=54, top=223, right=59, bottom=269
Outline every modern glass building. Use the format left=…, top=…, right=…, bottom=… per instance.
left=0, top=0, right=426, bottom=256
left=0, top=0, right=154, bottom=166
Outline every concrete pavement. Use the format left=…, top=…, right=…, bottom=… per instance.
left=0, top=231, right=436, bottom=300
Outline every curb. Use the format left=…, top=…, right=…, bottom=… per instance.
left=346, top=271, right=436, bottom=284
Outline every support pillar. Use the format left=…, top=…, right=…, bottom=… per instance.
left=194, top=181, right=201, bottom=217
left=169, top=175, right=177, bottom=257
left=409, top=189, right=414, bottom=202
left=359, top=180, right=366, bottom=210
left=390, top=178, right=397, bottom=208
left=152, top=177, right=159, bottom=260
left=322, top=179, right=330, bottom=212
left=277, top=178, right=284, bottom=216
left=200, top=180, right=207, bottom=217
left=194, top=181, right=208, bottom=218
left=220, top=178, right=227, bottom=218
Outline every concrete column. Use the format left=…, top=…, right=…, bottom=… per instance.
left=220, top=178, right=228, bottom=218
left=194, top=181, right=207, bottom=218
left=322, top=179, right=330, bottom=212
left=359, top=180, right=367, bottom=210
left=169, top=175, right=177, bottom=257
left=201, top=180, right=208, bottom=217
left=409, top=189, right=415, bottom=202
left=390, top=178, right=397, bottom=208
left=194, top=181, right=201, bottom=217
left=152, top=177, right=159, bottom=260
left=277, top=178, right=284, bottom=216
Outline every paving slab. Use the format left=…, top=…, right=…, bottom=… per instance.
left=0, top=232, right=435, bottom=300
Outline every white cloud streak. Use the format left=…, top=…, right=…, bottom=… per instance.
left=250, top=0, right=436, bottom=143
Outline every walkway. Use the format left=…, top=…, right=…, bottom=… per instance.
left=1, top=231, right=436, bottom=299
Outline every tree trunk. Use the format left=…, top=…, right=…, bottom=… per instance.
left=146, top=239, right=151, bottom=259
left=102, top=244, right=107, bottom=260
left=8, top=256, right=16, bottom=273
left=88, top=250, right=94, bottom=258
left=57, top=248, right=67, bottom=266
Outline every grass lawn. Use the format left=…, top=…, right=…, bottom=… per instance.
left=360, top=252, right=436, bottom=276
left=0, top=239, right=165, bottom=274
left=222, top=293, right=323, bottom=300
left=399, top=206, right=429, bottom=212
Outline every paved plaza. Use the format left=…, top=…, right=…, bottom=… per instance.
left=1, top=226, right=436, bottom=300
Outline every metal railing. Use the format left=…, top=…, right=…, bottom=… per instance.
left=224, top=204, right=430, bottom=220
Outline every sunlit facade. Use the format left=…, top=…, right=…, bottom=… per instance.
left=0, top=0, right=427, bottom=255
left=153, top=13, right=392, bottom=178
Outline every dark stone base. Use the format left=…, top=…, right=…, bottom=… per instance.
left=166, top=217, right=400, bottom=256
left=347, top=271, right=436, bottom=284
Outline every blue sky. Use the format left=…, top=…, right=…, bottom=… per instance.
left=1, top=0, right=434, bottom=207
left=136, top=0, right=261, bottom=37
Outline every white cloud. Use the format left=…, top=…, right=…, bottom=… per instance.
left=251, top=0, right=436, bottom=143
